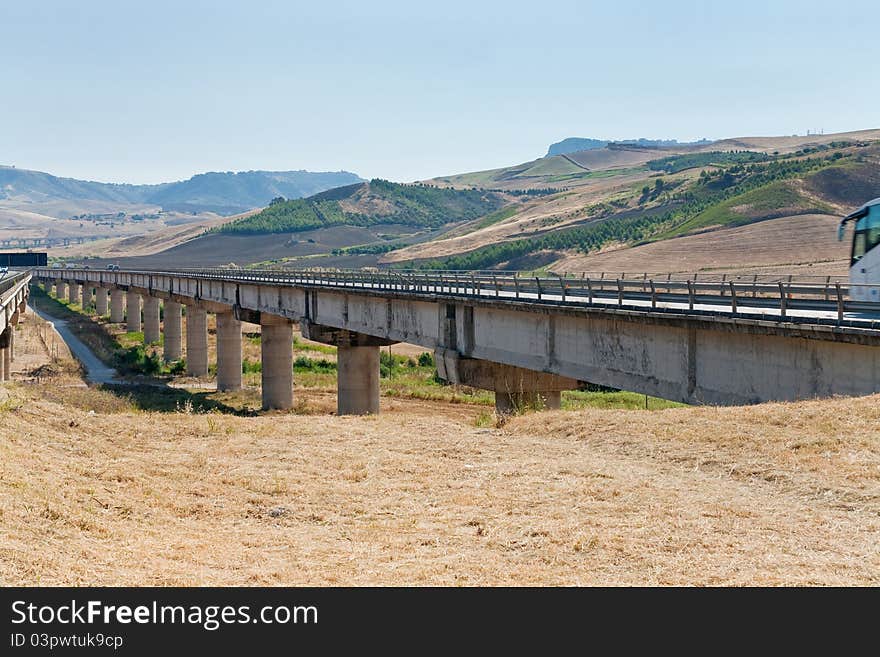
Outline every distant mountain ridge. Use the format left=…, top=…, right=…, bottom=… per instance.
left=0, top=166, right=363, bottom=215
left=547, top=137, right=713, bottom=157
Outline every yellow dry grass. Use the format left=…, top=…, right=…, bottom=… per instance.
left=1, top=374, right=878, bottom=585
left=553, top=214, right=850, bottom=277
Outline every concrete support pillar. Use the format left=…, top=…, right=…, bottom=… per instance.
left=337, top=345, right=381, bottom=415
left=261, top=314, right=293, bottom=410
left=0, top=330, right=10, bottom=381
left=126, top=291, right=141, bottom=332
left=56, top=280, right=66, bottom=299
left=95, top=287, right=109, bottom=316
left=143, top=296, right=161, bottom=344
left=215, top=312, right=242, bottom=391
left=185, top=306, right=208, bottom=377
left=81, top=285, right=91, bottom=311
left=110, top=289, right=125, bottom=323
left=68, top=282, right=79, bottom=304
left=163, top=302, right=182, bottom=361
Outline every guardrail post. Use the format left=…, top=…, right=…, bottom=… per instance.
left=687, top=280, right=694, bottom=311
left=650, top=280, right=656, bottom=309
left=560, top=277, right=566, bottom=303
left=514, top=273, right=520, bottom=299
left=471, top=273, right=477, bottom=297
left=493, top=274, right=499, bottom=298
left=824, top=276, right=831, bottom=302
left=536, top=277, right=542, bottom=301
left=836, top=282, right=844, bottom=324
left=586, top=277, right=593, bottom=304
left=729, top=281, right=737, bottom=314
left=617, top=279, right=623, bottom=307
left=778, top=282, right=787, bottom=319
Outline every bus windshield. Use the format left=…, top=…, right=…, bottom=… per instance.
left=852, top=206, right=880, bottom=265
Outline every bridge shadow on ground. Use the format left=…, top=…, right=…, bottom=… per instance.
left=99, top=383, right=259, bottom=416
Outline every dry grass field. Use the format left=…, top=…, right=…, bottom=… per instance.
left=1, top=309, right=878, bottom=586
left=553, top=214, right=850, bottom=277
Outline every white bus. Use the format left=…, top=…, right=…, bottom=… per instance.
left=839, top=197, right=880, bottom=301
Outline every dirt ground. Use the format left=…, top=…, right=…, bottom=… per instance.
left=1, top=311, right=877, bottom=586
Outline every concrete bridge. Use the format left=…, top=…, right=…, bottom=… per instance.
left=32, top=267, right=880, bottom=414
left=0, top=271, right=32, bottom=382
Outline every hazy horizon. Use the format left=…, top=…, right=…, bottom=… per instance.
left=2, top=0, right=878, bottom=184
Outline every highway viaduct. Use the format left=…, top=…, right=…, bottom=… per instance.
left=31, top=267, right=880, bottom=414
left=0, top=271, right=31, bottom=383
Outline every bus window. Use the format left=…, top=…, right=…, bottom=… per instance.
left=852, top=206, right=880, bottom=265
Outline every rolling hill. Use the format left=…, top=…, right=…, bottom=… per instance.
left=41, top=128, right=880, bottom=274
left=0, top=166, right=363, bottom=217
left=380, top=129, right=880, bottom=272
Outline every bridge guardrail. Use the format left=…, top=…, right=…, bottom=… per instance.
left=0, top=271, right=31, bottom=304
left=34, top=267, right=880, bottom=330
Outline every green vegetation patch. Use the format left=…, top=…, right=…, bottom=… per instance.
left=647, top=151, right=769, bottom=174
left=213, top=179, right=506, bottom=235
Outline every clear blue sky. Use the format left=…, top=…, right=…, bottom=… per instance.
left=2, top=0, right=877, bottom=184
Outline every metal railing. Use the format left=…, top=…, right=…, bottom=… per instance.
left=0, top=270, right=31, bottom=304
left=34, top=267, right=880, bottom=330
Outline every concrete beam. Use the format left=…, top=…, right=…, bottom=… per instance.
left=302, top=321, right=396, bottom=347
left=185, top=306, right=208, bottom=377
left=126, top=291, right=141, bottom=332
left=261, top=313, right=293, bottom=410
left=143, top=296, right=161, bottom=344
left=164, top=301, right=182, bottom=362
left=110, top=289, right=125, bottom=323
left=216, top=312, right=242, bottom=391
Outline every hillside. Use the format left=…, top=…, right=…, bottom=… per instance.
left=52, top=128, right=880, bottom=272
left=547, top=136, right=712, bottom=156
left=213, top=179, right=508, bottom=235
left=383, top=131, right=880, bottom=271
left=0, top=166, right=363, bottom=217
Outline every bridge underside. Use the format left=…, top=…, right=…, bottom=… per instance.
left=35, top=271, right=880, bottom=414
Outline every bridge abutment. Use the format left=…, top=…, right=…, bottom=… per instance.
left=110, top=289, right=125, bottom=323
left=143, top=297, right=161, bottom=344
left=185, top=305, right=208, bottom=377
left=216, top=312, right=242, bottom=391
left=260, top=313, right=294, bottom=410
left=163, top=302, right=182, bottom=361
left=126, top=291, right=141, bottom=332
